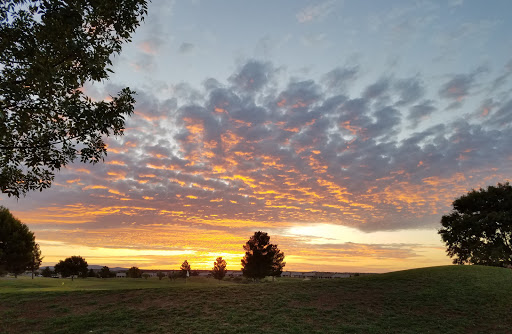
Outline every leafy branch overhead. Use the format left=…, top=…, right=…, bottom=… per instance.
left=0, top=0, right=148, bottom=197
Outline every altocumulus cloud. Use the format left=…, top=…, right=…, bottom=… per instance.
left=9, top=59, right=512, bottom=239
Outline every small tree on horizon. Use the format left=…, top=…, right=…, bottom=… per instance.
left=157, top=272, right=166, bottom=280
left=54, top=256, right=88, bottom=281
left=126, top=266, right=142, bottom=278
left=100, top=266, right=111, bottom=278
left=241, top=231, right=285, bottom=281
left=212, top=257, right=227, bottom=281
left=180, top=260, right=191, bottom=278
left=41, top=266, right=52, bottom=277
left=88, top=268, right=96, bottom=278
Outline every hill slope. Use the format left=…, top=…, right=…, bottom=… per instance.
left=1, top=265, right=511, bottom=334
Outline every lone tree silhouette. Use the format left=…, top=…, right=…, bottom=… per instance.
left=212, top=257, right=227, bottom=280
left=439, top=182, right=512, bottom=267
left=54, top=256, right=88, bottom=280
left=41, top=266, right=52, bottom=278
left=126, top=266, right=142, bottom=278
left=180, top=260, right=191, bottom=278
left=99, top=266, right=112, bottom=278
left=241, top=231, right=285, bottom=280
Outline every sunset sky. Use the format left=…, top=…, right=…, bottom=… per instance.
left=2, top=0, right=512, bottom=273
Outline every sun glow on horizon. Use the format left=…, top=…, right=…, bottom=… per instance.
left=286, top=224, right=443, bottom=245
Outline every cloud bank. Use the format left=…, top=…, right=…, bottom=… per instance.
left=4, top=58, right=511, bottom=270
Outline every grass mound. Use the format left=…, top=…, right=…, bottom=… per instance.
left=1, top=265, right=511, bottom=334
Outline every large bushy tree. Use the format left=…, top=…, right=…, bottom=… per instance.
left=439, top=182, right=512, bottom=267
left=211, top=257, right=227, bottom=281
left=241, top=231, right=285, bottom=280
left=0, top=0, right=148, bottom=197
left=0, top=206, right=43, bottom=277
left=54, top=255, right=88, bottom=280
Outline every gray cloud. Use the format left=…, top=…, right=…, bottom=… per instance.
left=5, top=60, right=512, bottom=236
left=363, top=78, right=391, bottom=100
left=228, top=60, right=273, bottom=93
left=408, top=100, right=437, bottom=128
left=438, top=74, right=472, bottom=102
left=438, top=67, right=489, bottom=109
left=322, top=66, right=359, bottom=93
left=395, top=77, right=425, bottom=106
left=178, top=42, right=195, bottom=54
left=296, top=0, right=338, bottom=23
left=491, top=58, right=512, bottom=91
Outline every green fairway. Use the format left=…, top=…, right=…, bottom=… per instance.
left=1, top=266, right=511, bottom=334
left=0, top=275, right=233, bottom=293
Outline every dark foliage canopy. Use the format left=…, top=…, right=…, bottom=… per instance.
left=0, top=0, right=148, bottom=197
left=211, top=256, right=227, bottom=280
left=99, top=265, right=112, bottom=278
left=167, top=270, right=179, bottom=280
left=241, top=231, right=285, bottom=279
left=126, top=266, right=142, bottom=278
left=54, top=255, right=88, bottom=278
left=0, top=206, right=42, bottom=276
left=439, top=182, right=512, bottom=267
left=88, top=268, right=96, bottom=277
left=41, top=266, right=52, bottom=277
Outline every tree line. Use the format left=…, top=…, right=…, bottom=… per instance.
left=35, top=231, right=286, bottom=281
left=0, top=209, right=286, bottom=281
left=2, top=183, right=512, bottom=280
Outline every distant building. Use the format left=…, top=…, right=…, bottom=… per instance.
left=116, top=273, right=126, bottom=278
left=281, top=271, right=292, bottom=277
left=304, top=272, right=317, bottom=278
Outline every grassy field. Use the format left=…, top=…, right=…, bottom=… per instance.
left=1, top=265, right=511, bottom=334
left=0, top=274, right=233, bottom=292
